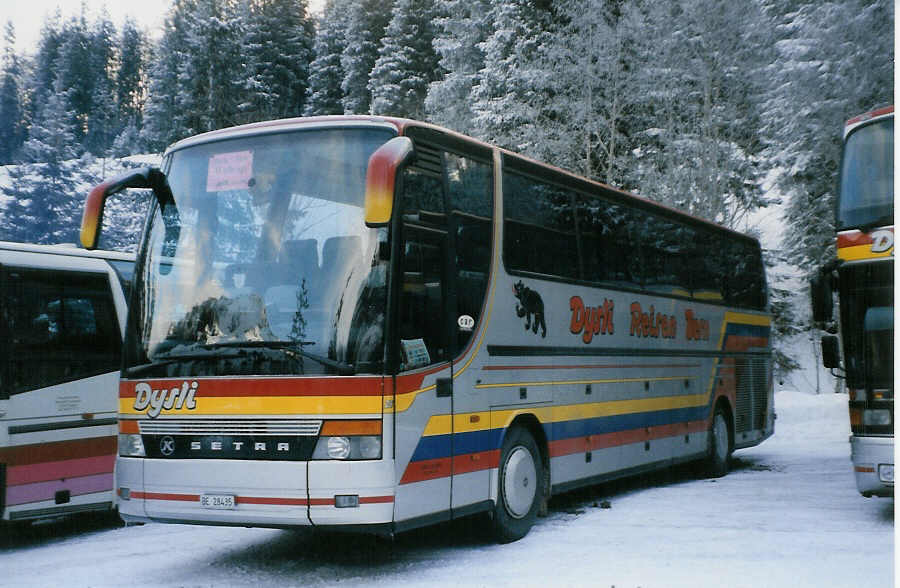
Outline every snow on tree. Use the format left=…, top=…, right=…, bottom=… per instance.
left=760, top=0, right=894, bottom=274
left=368, top=0, right=442, bottom=119
left=305, top=0, right=352, bottom=116
left=240, top=0, right=315, bottom=122
left=340, top=0, right=392, bottom=114
left=116, top=18, right=147, bottom=135
left=143, top=0, right=198, bottom=150
left=622, top=0, right=769, bottom=228
left=470, top=0, right=556, bottom=154
left=0, top=22, right=25, bottom=164
left=424, top=0, right=492, bottom=134
left=177, top=0, right=245, bottom=134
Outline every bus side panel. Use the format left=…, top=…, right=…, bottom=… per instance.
left=1, top=373, right=119, bottom=520
left=393, top=367, right=454, bottom=524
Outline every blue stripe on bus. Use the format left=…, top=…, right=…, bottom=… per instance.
left=409, top=404, right=709, bottom=462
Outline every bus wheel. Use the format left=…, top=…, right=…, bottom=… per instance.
left=492, top=427, right=542, bottom=543
left=703, top=405, right=731, bottom=478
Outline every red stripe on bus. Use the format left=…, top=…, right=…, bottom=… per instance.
left=837, top=231, right=874, bottom=248
left=128, top=492, right=393, bottom=506
left=6, top=454, right=115, bottom=486
left=0, top=436, right=117, bottom=467
left=549, top=420, right=708, bottom=458
left=399, top=457, right=452, bottom=484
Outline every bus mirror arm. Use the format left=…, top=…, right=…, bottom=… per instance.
left=81, top=167, right=175, bottom=250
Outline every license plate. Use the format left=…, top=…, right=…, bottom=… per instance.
left=200, top=494, right=236, bottom=509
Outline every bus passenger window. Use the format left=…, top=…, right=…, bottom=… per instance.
left=3, top=268, right=121, bottom=394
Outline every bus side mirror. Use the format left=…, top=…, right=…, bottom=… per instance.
left=821, top=335, right=840, bottom=369
left=81, top=167, right=173, bottom=250
left=364, top=137, right=415, bottom=228
left=810, top=269, right=833, bottom=324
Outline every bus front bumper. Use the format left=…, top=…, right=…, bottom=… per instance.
left=116, top=456, right=396, bottom=529
left=850, top=435, right=894, bottom=497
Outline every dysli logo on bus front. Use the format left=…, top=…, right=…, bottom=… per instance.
left=133, top=381, right=199, bottom=418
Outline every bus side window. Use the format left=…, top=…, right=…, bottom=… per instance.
left=3, top=268, right=121, bottom=394
left=445, top=152, right=493, bottom=351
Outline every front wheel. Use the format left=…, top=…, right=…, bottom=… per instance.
left=703, top=405, right=731, bottom=478
left=492, top=427, right=542, bottom=543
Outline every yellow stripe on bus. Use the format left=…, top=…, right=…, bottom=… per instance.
left=420, top=392, right=710, bottom=437
left=119, top=395, right=383, bottom=417
left=837, top=244, right=893, bottom=261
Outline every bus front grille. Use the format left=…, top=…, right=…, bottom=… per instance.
left=139, top=419, right=322, bottom=436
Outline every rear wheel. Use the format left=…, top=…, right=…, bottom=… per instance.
left=703, top=405, right=731, bottom=477
left=492, top=427, right=542, bottom=543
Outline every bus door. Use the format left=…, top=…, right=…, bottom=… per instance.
left=393, top=197, right=456, bottom=524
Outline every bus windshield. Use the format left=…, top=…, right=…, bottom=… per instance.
left=126, top=126, right=395, bottom=377
left=838, top=117, right=894, bottom=231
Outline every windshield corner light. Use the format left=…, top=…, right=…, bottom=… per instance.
left=119, top=433, right=146, bottom=457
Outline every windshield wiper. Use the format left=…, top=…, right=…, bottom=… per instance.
left=199, top=341, right=356, bottom=375
left=125, top=352, right=246, bottom=377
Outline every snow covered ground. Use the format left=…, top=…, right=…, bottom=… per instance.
left=1, top=389, right=893, bottom=588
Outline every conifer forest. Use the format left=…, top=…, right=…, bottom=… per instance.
left=0, top=0, right=893, bottom=380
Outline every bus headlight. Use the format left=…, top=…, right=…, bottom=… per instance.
left=312, top=420, right=383, bottom=460
left=863, top=409, right=892, bottom=426
left=327, top=436, right=351, bottom=459
left=119, top=434, right=146, bottom=457
left=312, top=435, right=382, bottom=460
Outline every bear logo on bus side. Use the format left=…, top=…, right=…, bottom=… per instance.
left=513, top=281, right=547, bottom=338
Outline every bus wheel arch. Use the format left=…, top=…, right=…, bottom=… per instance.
left=491, top=416, right=547, bottom=543
left=704, top=397, right=734, bottom=478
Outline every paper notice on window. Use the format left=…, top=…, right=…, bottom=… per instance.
left=400, top=338, right=431, bottom=370
left=207, top=151, right=253, bottom=192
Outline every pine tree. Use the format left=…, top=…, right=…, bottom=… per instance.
left=424, top=0, right=492, bottom=133
left=623, top=0, right=769, bottom=228
left=0, top=22, right=24, bottom=163
left=368, top=0, right=441, bottom=119
left=304, top=0, right=351, bottom=116
left=470, top=0, right=556, bottom=154
left=26, top=11, right=64, bottom=137
left=177, top=0, right=245, bottom=133
left=116, top=18, right=146, bottom=133
left=142, top=0, right=197, bottom=150
left=340, top=0, right=392, bottom=114
left=241, top=0, right=315, bottom=122
left=3, top=74, right=82, bottom=244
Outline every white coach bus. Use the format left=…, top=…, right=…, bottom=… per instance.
left=0, top=242, right=133, bottom=522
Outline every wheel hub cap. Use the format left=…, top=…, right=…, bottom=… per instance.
left=503, top=446, right=537, bottom=519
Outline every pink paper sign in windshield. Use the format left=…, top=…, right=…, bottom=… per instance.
left=206, top=150, right=254, bottom=192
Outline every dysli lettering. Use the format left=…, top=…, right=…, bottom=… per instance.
left=134, top=381, right=198, bottom=418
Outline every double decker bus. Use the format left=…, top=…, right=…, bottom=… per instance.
left=1, top=242, right=133, bottom=522
left=812, top=106, right=893, bottom=497
left=82, top=116, right=772, bottom=541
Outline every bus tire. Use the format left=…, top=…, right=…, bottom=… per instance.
left=492, top=427, right=542, bottom=543
left=703, top=405, right=731, bottom=478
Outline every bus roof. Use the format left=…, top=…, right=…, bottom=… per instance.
left=164, top=115, right=761, bottom=245
left=0, top=240, right=135, bottom=262
left=844, top=105, right=893, bottom=137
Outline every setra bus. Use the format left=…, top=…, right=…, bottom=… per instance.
left=81, top=116, right=773, bottom=541
left=812, top=106, right=893, bottom=497
left=0, top=241, right=133, bottom=522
